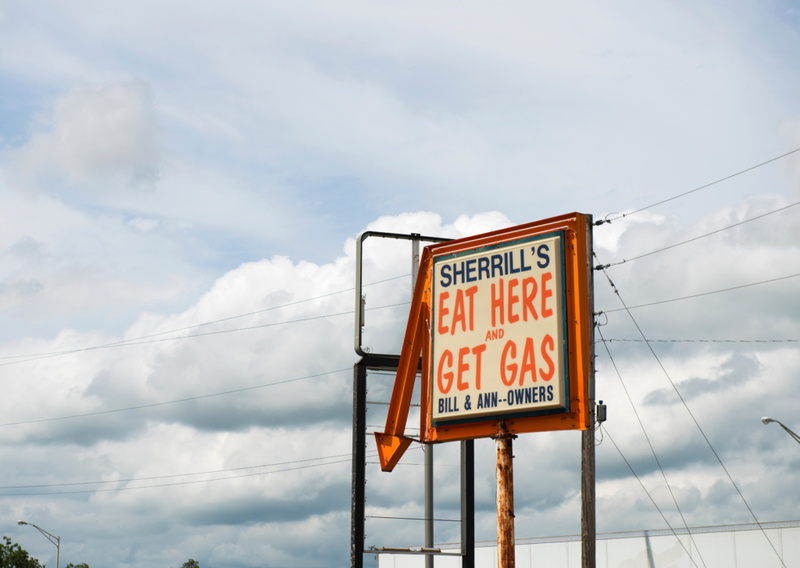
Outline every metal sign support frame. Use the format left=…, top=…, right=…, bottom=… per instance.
left=351, top=231, right=473, bottom=568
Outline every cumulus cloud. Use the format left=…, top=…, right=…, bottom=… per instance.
left=0, top=211, right=515, bottom=567
left=0, top=1, right=798, bottom=566
left=9, top=81, right=160, bottom=190
left=3, top=206, right=799, bottom=567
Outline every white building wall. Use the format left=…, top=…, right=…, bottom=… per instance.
left=375, top=521, right=799, bottom=568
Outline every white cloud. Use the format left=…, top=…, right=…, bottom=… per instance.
left=10, top=81, right=159, bottom=190
left=127, top=217, right=160, bottom=232
left=0, top=211, right=518, bottom=567
left=3, top=206, right=799, bottom=567
left=0, top=1, right=799, bottom=566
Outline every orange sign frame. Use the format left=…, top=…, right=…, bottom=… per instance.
left=375, top=212, right=593, bottom=471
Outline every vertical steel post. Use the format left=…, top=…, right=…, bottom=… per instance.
left=495, top=423, right=516, bottom=568
left=461, top=440, right=475, bottom=568
left=581, top=215, right=596, bottom=568
left=351, top=361, right=367, bottom=568
left=411, top=234, right=436, bottom=568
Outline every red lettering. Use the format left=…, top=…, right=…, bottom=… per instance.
left=500, top=340, right=517, bottom=386
left=541, top=273, right=553, bottom=318
left=491, top=279, right=504, bottom=327
left=507, top=278, right=520, bottom=324
left=471, top=344, right=486, bottom=390
left=437, top=349, right=454, bottom=393
left=522, top=277, right=538, bottom=321
left=451, top=289, right=466, bottom=335
left=539, top=334, right=555, bottom=381
left=437, top=292, right=450, bottom=334
left=465, top=286, right=478, bottom=331
left=457, top=346, right=470, bottom=391
left=520, top=337, right=536, bottom=385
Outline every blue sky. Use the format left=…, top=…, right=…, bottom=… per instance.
left=1, top=1, right=800, bottom=567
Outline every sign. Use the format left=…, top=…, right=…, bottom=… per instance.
left=431, top=231, right=568, bottom=424
left=374, top=213, right=593, bottom=471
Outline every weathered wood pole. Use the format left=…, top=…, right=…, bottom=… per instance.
left=495, top=422, right=516, bottom=568
left=581, top=410, right=596, bottom=568
left=581, top=214, right=596, bottom=568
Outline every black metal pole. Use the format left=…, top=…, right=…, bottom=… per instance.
left=461, top=439, right=475, bottom=568
left=351, top=360, right=367, bottom=568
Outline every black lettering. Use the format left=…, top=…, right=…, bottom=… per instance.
left=491, top=254, right=504, bottom=278
left=537, top=244, right=550, bottom=269
left=453, top=262, right=465, bottom=285
left=440, top=264, right=452, bottom=287
left=466, top=259, right=477, bottom=282
left=478, top=257, right=490, bottom=280
left=520, top=249, right=531, bottom=272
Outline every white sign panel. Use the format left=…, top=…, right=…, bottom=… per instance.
left=431, top=232, right=568, bottom=423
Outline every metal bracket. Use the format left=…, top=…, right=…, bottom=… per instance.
left=354, top=231, right=450, bottom=357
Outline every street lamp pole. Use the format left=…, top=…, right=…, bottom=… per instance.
left=17, top=521, right=59, bottom=568
left=761, top=417, right=800, bottom=445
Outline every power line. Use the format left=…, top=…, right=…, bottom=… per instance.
left=599, top=339, right=799, bottom=343
left=597, top=147, right=800, bottom=224
left=366, top=516, right=460, bottom=523
left=604, top=200, right=800, bottom=268
left=366, top=462, right=459, bottom=467
left=0, top=452, right=367, bottom=489
left=0, top=368, right=351, bottom=427
left=0, top=273, right=409, bottom=363
left=601, top=200, right=800, bottom=268
left=0, top=301, right=411, bottom=368
left=0, top=457, right=355, bottom=497
left=598, top=272, right=800, bottom=313
left=596, top=326, right=708, bottom=568
left=600, top=426, right=701, bottom=568
left=595, top=256, right=787, bottom=568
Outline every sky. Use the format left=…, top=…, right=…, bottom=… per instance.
left=1, top=1, right=800, bottom=567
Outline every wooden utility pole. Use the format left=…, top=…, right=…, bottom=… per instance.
left=581, top=410, right=596, bottom=568
left=495, top=422, right=516, bottom=568
left=581, top=214, right=596, bottom=568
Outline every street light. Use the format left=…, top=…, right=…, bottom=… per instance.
left=761, top=417, right=800, bottom=445
left=17, top=520, right=59, bottom=568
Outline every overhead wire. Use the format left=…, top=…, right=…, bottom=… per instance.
left=594, top=254, right=787, bottom=567
left=0, top=273, right=410, bottom=364
left=599, top=339, right=798, bottom=343
left=601, top=199, right=800, bottom=268
left=596, top=326, right=708, bottom=568
left=366, top=516, right=460, bottom=523
left=0, top=451, right=367, bottom=489
left=598, top=147, right=800, bottom=224
left=598, top=271, right=800, bottom=313
left=0, top=301, right=411, bottom=368
left=600, top=425, right=701, bottom=567
left=0, top=368, right=351, bottom=427
left=0, top=456, right=358, bottom=497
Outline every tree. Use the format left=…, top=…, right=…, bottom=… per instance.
left=0, top=537, right=44, bottom=568
left=181, top=560, right=200, bottom=568
left=65, top=564, right=90, bottom=568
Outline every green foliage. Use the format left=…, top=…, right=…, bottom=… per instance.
left=65, top=564, right=90, bottom=568
left=0, top=537, right=44, bottom=568
left=181, top=560, right=200, bottom=568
